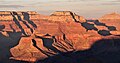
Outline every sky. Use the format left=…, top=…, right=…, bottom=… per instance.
left=0, top=0, right=120, bottom=18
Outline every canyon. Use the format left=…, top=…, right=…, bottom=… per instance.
left=0, top=11, right=120, bottom=63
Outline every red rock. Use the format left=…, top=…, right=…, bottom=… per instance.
left=0, top=11, right=41, bottom=36
left=98, top=12, right=120, bottom=22
left=95, top=26, right=108, bottom=30
left=10, top=37, right=48, bottom=62
left=98, top=12, right=120, bottom=35
left=48, top=11, right=86, bottom=23
left=0, top=31, right=9, bottom=37
left=10, top=33, right=102, bottom=62
left=1, top=11, right=120, bottom=62
left=110, top=31, right=120, bottom=35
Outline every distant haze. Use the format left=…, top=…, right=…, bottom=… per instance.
left=0, top=0, right=120, bottom=18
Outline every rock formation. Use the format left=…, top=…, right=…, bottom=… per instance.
left=0, top=11, right=40, bottom=36
left=98, top=12, right=120, bottom=35
left=98, top=12, right=120, bottom=21
left=0, top=11, right=120, bottom=63
left=48, top=11, right=86, bottom=23
left=0, top=11, right=13, bottom=21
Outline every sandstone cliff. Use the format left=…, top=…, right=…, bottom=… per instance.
left=0, top=11, right=120, bottom=63
left=98, top=12, right=120, bottom=35
left=48, top=11, right=86, bottom=23
left=0, top=11, right=40, bottom=36
left=98, top=12, right=120, bottom=21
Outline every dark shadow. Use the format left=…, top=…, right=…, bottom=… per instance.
left=98, top=30, right=111, bottom=36
left=63, top=34, right=74, bottom=49
left=0, top=25, right=5, bottom=31
left=106, top=26, right=117, bottom=31
left=0, top=31, right=23, bottom=63
left=13, top=12, right=34, bottom=34
left=12, top=12, right=17, bottom=15
left=44, top=34, right=51, bottom=36
left=51, top=36, right=69, bottom=54
left=32, top=39, right=52, bottom=57
left=81, top=22, right=98, bottom=31
left=86, top=20, right=94, bottom=22
left=11, top=12, right=27, bottom=36
left=35, top=34, right=75, bottom=59
left=94, top=20, right=106, bottom=26
left=92, top=20, right=117, bottom=31
left=13, top=12, right=22, bottom=21
left=37, top=36, right=120, bottom=63
left=9, top=24, right=16, bottom=32
left=81, top=20, right=117, bottom=36
left=36, top=36, right=62, bottom=54
left=22, top=21, right=30, bottom=28
left=13, top=12, right=31, bottom=28
left=88, top=37, right=120, bottom=63
left=21, top=21, right=34, bottom=33
left=63, top=34, right=66, bottom=40
left=52, top=36, right=57, bottom=42
left=70, top=12, right=78, bottom=22
left=42, top=38, right=58, bottom=53
left=22, top=12, right=37, bottom=28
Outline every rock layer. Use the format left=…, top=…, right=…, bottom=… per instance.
left=48, top=11, right=86, bottom=23
left=0, top=11, right=120, bottom=63
left=98, top=12, right=120, bottom=35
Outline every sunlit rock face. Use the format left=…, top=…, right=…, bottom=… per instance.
left=0, top=11, right=12, bottom=20
left=1, top=11, right=120, bottom=63
left=0, top=11, right=40, bottom=36
left=0, top=11, right=40, bottom=21
left=98, top=13, right=120, bottom=35
left=10, top=33, right=102, bottom=62
left=98, top=12, right=120, bottom=21
left=48, top=11, right=86, bottom=23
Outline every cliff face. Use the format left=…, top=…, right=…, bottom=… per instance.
left=0, top=11, right=85, bottom=34
left=0, top=11, right=88, bottom=62
left=0, top=11, right=13, bottom=21
left=0, top=11, right=40, bottom=36
left=48, top=11, right=86, bottom=23
left=99, top=12, right=120, bottom=21
left=0, top=11, right=40, bottom=21
left=1, top=11, right=120, bottom=63
left=98, top=13, right=120, bottom=35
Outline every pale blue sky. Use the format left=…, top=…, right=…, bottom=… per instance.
left=0, top=0, right=120, bottom=18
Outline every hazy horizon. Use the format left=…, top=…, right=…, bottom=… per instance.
left=0, top=0, right=120, bottom=18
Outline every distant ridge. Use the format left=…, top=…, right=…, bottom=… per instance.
left=99, top=12, right=120, bottom=21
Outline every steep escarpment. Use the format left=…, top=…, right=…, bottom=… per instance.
left=0, top=11, right=40, bottom=63
left=0, top=11, right=40, bottom=36
left=0, top=11, right=87, bottom=62
left=48, top=11, right=86, bottom=23
left=98, top=12, right=120, bottom=35
left=0, top=11, right=13, bottom=21
left=0, top=11, right=40, bottom=21
left=98, top=12, right=120, bottom=21
left=1, top=11, right=120, bottom=63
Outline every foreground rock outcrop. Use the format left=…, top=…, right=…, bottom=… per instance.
left=0, top=11, right=120, bottom=63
